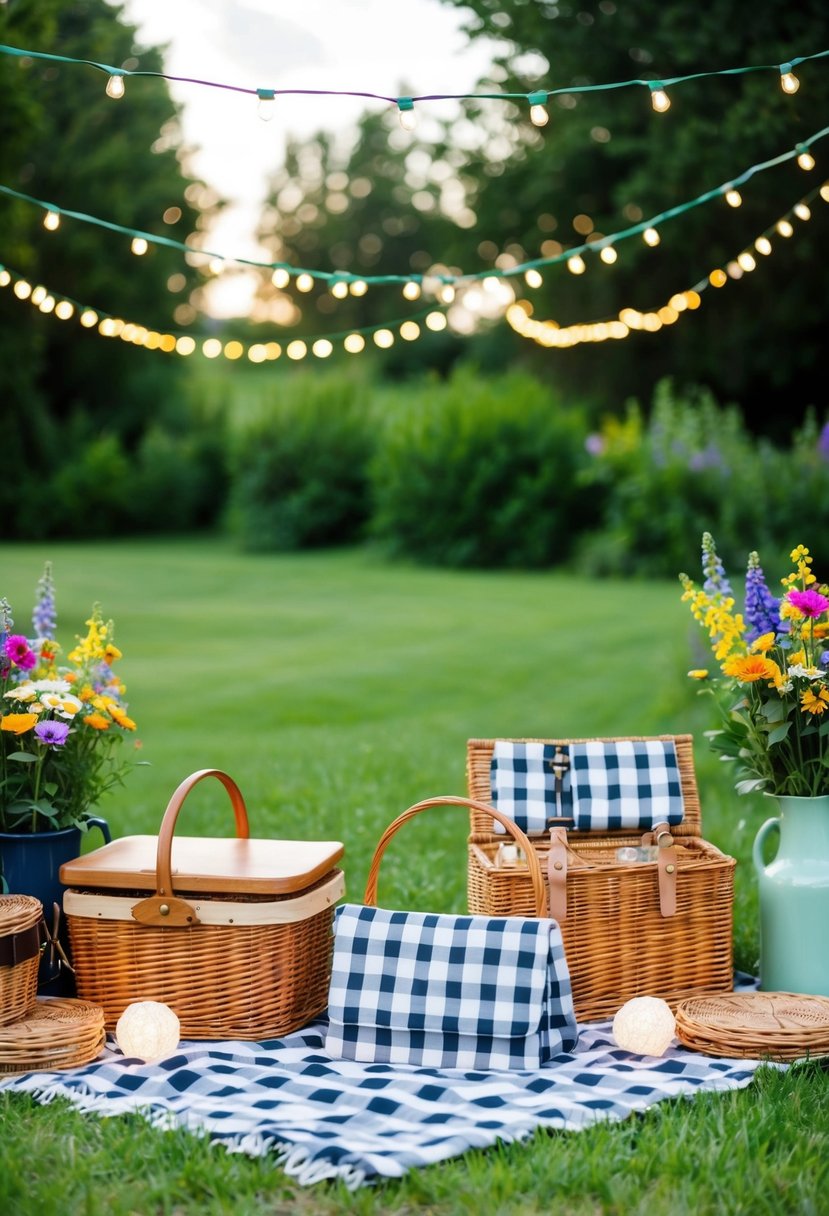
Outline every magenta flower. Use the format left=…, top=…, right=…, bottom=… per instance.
left=34, top=720, right=70, bottom=747
left=788, top=589, right=829, bottom=618
left=3, top=634, right=37, bottom=670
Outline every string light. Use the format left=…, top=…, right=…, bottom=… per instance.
left=776, top=218, right=794, bottom=236
left=287, top=340, right=307, bottom=360
left=256, top=88, right=275, bottom=122
left=754, top=235, right=772, bottom=254
left=105, top=72, right=125, bottom=99
left=330, top=279, right=349, bottom=298
left=396, top=97, right=417, bottom=131
left=797, top=147, right=816, bottom=170
left=344, top=334, right=365, bottom=353
left=131, top=236, right=148, bottom=255
left=402, top=280, right=421, bottom=300
left=599, top=244, right=618, bottom=265
left=793, top=202, right=811, bottom=219
left=524, top=268, right=544, bottom=288
left=3, top=124, right=826, bottom=293
left=649, top=83, right=671, bottom=113
left=642, top=227, right=661, bottom=247
left=43, top=210, right=60, bottom=231
left=567, top=255, right=586, bottom=275
left=779, top=64, right=800, bottom=94
left=528, top=91, right=549, bottom=127
left=295, top=272, right=314, bottom=292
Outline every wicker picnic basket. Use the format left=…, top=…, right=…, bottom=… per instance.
left=466, top=736, right=736, bottom=1022
left=0, top=895, right=43, bottom=1027
left=0, top=997, right=105, bottom=1073
left=60, top=769, right=345, bottom=1039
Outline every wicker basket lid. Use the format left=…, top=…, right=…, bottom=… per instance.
left=0, top=996, right=106, bottom=1073
left=675, top=991, right=829, bottom=1060
left=60, top=835, right=345, bottom=896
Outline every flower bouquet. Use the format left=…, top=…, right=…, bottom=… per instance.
left=680, top=534, right=829, bottom=797
left=1, top=564, right=141, bottom=833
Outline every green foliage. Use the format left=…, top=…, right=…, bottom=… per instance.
left=370, top=368, right=596, bottom=567
left=227, top=375, right=375, bottom=551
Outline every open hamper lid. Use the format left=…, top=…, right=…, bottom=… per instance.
left=59, top=769, right=344, bottom=896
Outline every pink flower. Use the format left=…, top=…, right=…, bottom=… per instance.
left=3, top=634, right=37, bottom=670
left=788, top=589, right=829, bottom=618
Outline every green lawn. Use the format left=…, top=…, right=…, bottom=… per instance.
left=1, top=538, right=827, bottom=1215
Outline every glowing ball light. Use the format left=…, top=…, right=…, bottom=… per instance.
left=115, top=1001, right=181, bottom=1063
left=612, top=997, right=676, bottom=1056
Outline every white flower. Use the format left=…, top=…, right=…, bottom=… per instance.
left=39, top=691, right=83, bottom=718
left=787, top=664, right=825, bottom=681
left=32, top=678, right=72, bottom=694
left=778, top=680, right=794, bottom=694
left=4, top=682, right=37, bottom=702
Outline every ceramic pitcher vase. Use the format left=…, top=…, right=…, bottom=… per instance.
left=753, top=795, right=829, bottom=995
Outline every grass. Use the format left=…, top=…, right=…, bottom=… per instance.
left=1, top=538, right=827, bottom=1215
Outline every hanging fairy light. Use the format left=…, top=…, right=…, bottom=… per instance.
left=396, top=97, right=417, bottom=132
left=286, top=340, right=307, bottom=360
left=642, top=227, right=661, bottom=247
left=724, top=188, right=743, bottom=207
left=527, top=91, right=549, bottom=127
left=295, top=273, right=314, bottom=293
left=402, top=280, right=422, bottom=300
left=779, top=64, right=800, bottom=94
left=567, top=254, right=586, bottom=275
left=43, top=210, right=60, bottom=231
left=131, top=237, right=148, bottom=255
left=793, top=202, right=811, bottom=220
left=271, top=268, right=291, bottom=289
left=797, top=147, right=816, bottom=171
left=649, top=82, right=671, bottom=113
left=330, top=279, right=349, bottom=299
left=105, top=73, right=125, bottom=100
left=344, top=333, right=365, bottom=353
left=257, top=88, right=276, bottom=122
left=599, top=244, right=618, bottom=265
left=524, top=268, right=544, bottom=288
left=754, top=236, right=773, bottom=255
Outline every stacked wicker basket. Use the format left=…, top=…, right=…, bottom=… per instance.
left=0, top=893, right=105, bottom=1074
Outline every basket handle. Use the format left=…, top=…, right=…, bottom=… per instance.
left=363, top=796, right=549, bottom=919
left=132, top=769, right=249, bottom=928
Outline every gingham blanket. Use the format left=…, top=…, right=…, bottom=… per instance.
left=1, top=991, right=770, bottom=1189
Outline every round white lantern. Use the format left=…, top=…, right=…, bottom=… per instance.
left=115, top=1001, right=181, bottom=1063
left=612, top=996, right=676, bottom=1056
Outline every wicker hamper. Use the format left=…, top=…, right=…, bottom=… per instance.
left=466, top=736, right=735, bottom=1022
left=60, top=769, right=345, bottom=1039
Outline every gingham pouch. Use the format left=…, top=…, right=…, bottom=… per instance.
left=324, top=904, right=578, bottom=1069
left=569, top=739, right=685, bottom=831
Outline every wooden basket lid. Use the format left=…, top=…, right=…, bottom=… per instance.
left=0, top=997, right=106, bottom=1073
left=60, top=836, right=344, bottom=896
left=675, top=991, right=829, bottom=1060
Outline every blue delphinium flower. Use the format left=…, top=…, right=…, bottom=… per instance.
left=32, top=562, right=57, bottom=641
left=701, top=532, right=733, bottom=598
left=743, top=551, right=782, bottom=644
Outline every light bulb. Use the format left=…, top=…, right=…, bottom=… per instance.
left=257, top=89, right=276, bottom=122
left=402, top=280, right=422, bottom=300
left=330, top=280, right=349, bottom=299
left=754, top=236, right=772, bottom=255
left=797, top=151, right=815, bottom=172
left=776, top=219, right=794, bottom=237
left=438, top=284, right=455, bottom=304
left=794, top=202, right=811, bottom=221
left=725, top=188, right=742, bottom=208
left=612, top=997, right=675, bottom=1057
left=43, top=210, right=60, bottom=231
left=599, top=245, right=617, bottom=265
left=567, top=254, right=586, bottom=275
left=397, top=99, right=417, bottom=131
left=105, top=74, right=125, bottom=100
left=642, top=227, right=661, bottom=247
left=271, top=268, right=290, bottom=289
left=820, top=182, right=829, bottom=203
left=131, top=237, right=148, bottom=255
left=780, top=68, right=800, bottom=94
left=524, top=269, right=543, bottom=288
left=400, top=321, right=420, bottom=341
left=286, top=340, right=307, bottom=360
left=373, top=328, right=394, bottom=348
left=349, top=279, right=368, bottom=297
left=295, top=273, right=314, bottom=293
left=116, top=1002, right=180, bottom=1064
left=649, top=86, right=671, bottom=113
left=425, top=311, right=447, bottom=331
left=737, top=251, right=756, bottom=272
left=529, top=103, right=549, bottom=127
left=708, top=268, right=727, bottom=287
left=343, top=333, right=365, bottom=353
left=312, top=339, right=333, bottom=358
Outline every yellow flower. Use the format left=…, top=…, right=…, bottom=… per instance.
left=722, top=655, right=779, bottom=683
left=1, top=712, right=39, bottom=735
left=83, top=712, right=111, bottom=731
left=750, top=633, right=776, bottom=654
left=788, top=650, right=807, bottom=669
left=800, top=687, right=829, bottom=716
left=687, top=669, right=709, bottom=680
left=104, top=643, right=122, bottom=662
left=109, top=707, right=137, bottom=731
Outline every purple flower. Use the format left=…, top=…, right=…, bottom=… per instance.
left=585, top=433, right=605, bottom=456
left=701, top=533, right=733, bottom=598
left=744, top=552, right=782, bottom=644
left=32, top=562, right=57, bottom=641
left=819, top=422, right=829, bottom=462
left=34, top=720, right=70, bottom=747
left=788, top=589, right=829, bottom=618
left=821, top=651, right=829, bottom=669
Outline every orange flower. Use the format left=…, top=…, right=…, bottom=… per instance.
left=801, top=687, right=829, bottom=716
left=83, top=712, right=111, bottom=731
left=109, top=707, right=137, bottom=731
left=0, top=712, right=39, bottom=735
left=722, top=655, right=779, bottom=683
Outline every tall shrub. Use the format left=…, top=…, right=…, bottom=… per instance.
left=370, top=368, right=596, bottom=568
left=228, top=376, right=374, bottom=551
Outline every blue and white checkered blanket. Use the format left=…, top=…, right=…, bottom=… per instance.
left=1, top=995, right=770, bottom=1189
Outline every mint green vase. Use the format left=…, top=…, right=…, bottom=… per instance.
left=753, top=795, right=829, bottom=995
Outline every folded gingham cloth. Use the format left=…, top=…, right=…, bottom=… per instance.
left=490, top=741, right=572, bottom=834
left=569, top=739, right=685, bottom=831
left=324, top=904, right=578, bottom=1068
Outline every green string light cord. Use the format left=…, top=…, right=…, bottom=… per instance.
left=1, top=182, right=822, bottom=359
left=2, top=124, right=827, bottom=287
left=0, top=40, right=827, bottom=107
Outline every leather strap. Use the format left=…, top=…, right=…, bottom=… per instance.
left=651, top=821, right=677, bottom=917
left=547, top=827, right=569, bottom=922
left=0, top=923, right=41, bottom=968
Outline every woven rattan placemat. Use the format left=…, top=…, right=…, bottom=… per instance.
left=675, top=991, right=829, bottom=1060
left=0, top=997, right=106, bottom=1074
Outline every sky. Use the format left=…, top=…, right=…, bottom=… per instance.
left=119, top=0, right=498, bottom=315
